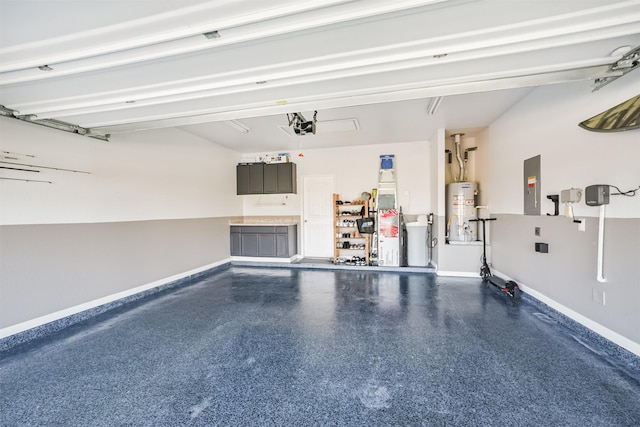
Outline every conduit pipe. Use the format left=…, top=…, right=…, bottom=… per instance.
left=597, top=204, right=606, bottom=282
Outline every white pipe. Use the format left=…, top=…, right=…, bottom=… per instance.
left=597, top=204, right=606, bottom=283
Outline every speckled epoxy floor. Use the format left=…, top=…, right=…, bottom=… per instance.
left=1, top=266, right=639, bottom=426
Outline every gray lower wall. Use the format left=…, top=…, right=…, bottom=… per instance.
left=0, top=217, right=230, bottom=328
left=491, top=214, right=640, bottom=344
left=433, top=215, right=484, bottom=274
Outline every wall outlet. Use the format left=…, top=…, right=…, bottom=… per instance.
left=535, top=227, right=540, bottom=236
left=592, top=288, right=606, bottom=306
left=577, top=219, right=585, bottom=232
left=535, top=242, right=549, bottom=253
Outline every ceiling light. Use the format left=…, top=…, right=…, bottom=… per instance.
left=224, top=119, right=250, bottom=133
left=426, top=96, right=443, bottom=115
left=203, top=31, right=221, bottom=39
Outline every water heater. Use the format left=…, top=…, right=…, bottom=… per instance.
left=446, top=182, right=478, bottom=242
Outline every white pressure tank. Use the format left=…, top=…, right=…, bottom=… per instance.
left=446, top=182, right=478, bottom=242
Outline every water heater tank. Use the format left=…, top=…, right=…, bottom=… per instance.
left=446, top=182, right=478, bottom=242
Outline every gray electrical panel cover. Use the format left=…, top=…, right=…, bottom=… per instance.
left=524, top=155, right=541, bottom=215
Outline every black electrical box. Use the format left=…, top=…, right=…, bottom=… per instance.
left=585, top=184, right=609, bottom=206
left=535, top=242, right=549, bottom=253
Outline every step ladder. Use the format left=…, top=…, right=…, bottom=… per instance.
left=376, top=155, right=399, bottom=266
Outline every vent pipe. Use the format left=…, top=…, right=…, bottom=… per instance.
left=452, top=133, right=465, bottom=182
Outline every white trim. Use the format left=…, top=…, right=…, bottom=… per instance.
left=0, top=259, right=230, bottom=340
left=230, top=255, right=302, bottom=263
left=436, top=270, right=479, bottom=278
left=493, top=269, right=640, bottom=357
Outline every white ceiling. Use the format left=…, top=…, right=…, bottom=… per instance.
left=1, top=0, right=639, bottom=153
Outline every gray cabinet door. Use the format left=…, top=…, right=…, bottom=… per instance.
left=258, top=233, right=277, bottom=257
left=288, top=225, right=297, bottom=256
left=277, top=163, right=296, bottom=194
left=241, top=233, right=258, bottom=256
left=263, top=164, right=278, bottom=193
left=237, top=164, right=264, bottom=195
left=236, top=165, right=251, bottom=195
left=248, top=164, right=264, bottom=194
left=264, top=163, right=296, bottom=194
left=276, top=233, right=288, bottom=257
left=230, top=229, right=242, bottom=255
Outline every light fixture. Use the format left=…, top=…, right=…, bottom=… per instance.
left=426, top=96, right=443, bottom=115
left=224, top=119, right=250, bottom=133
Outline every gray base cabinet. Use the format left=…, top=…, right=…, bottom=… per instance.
left=230, top=225, right=297, bottom=257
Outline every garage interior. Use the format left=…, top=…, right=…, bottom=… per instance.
left=1, top=1, right=639, bottom=424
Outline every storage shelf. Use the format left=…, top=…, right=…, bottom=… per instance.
left=333, top=193, right=370, bottom=265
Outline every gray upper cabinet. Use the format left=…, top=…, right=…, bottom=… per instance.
left=264, top=163, right=297, bottom=194
left=237, top=163, right=264, bottom=195
left=237, top=163, right=296, bottom=195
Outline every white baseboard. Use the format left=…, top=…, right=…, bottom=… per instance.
left=0, top=259, right=231, bottom=340
left=436, top=271, right=479, bottom=278
left=231, top=255, right=301, bottom=263
left=493, top=269, right=640, bottom=357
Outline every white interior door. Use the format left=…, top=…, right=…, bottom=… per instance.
left=303, top=176, right=335, bottom=258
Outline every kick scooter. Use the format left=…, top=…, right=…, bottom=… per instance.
left=469, top=218, right=520, bottom=298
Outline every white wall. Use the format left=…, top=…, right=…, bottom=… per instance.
left=489, top=74, right=640, bottom=219
left=0, top=118, right=243, bottom=225
left=443, top=134, right=484, bottom=185
left=474, top=128, right=491, bottom=209
left=486, top=73, right=640, bottom=354
left=241, top=140, right=431, bottom=216
left=0, top=118, right=242, bottom=338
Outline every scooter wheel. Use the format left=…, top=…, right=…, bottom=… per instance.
left=505, top=281, right=519, bottom=297
left=480, top=266, right=491, bottom=281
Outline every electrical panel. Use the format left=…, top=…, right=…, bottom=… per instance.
left=523, top=155, right=541, bottom=215
left=585, top=185, right=610, bottom=206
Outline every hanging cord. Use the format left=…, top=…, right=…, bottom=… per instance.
left=609, top=184, right=640, bottom=197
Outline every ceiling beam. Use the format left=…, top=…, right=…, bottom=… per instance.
left=0, top=0, right=451, bottom=82
left=89, top=66, right=608, bottom=134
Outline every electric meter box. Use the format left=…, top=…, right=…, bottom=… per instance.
left=585, top=185, right=610, bottom=206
